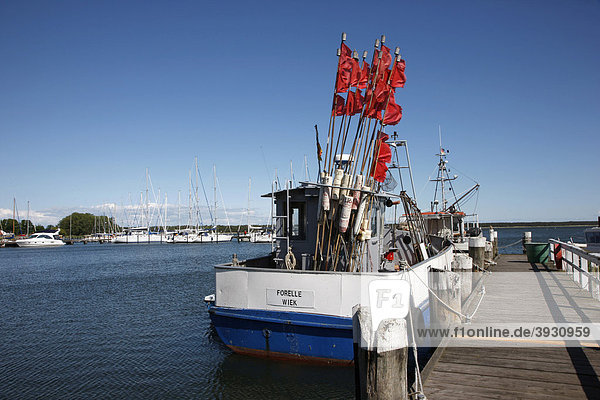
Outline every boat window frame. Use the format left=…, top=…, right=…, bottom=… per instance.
left=284, top=201, right=306, bottom=241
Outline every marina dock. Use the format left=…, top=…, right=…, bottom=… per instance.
left=422, top=254, right=600, bottom=399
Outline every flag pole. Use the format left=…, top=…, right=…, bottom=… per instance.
left=325, top=32, right=347, bottom=174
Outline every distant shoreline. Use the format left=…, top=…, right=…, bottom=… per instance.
left=480, top=221, right=597, bottom=228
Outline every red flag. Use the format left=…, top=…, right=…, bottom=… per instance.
left=390, top=59, right=406, bottom=88
left=379, top=68, right=391, bottom=83
left=353, top=89, right=364, bottom=115
left=358, top=61, right=369, bottom=89
left=349, top=58, right=360, bottom=87
left=380, top=45, right=392, bottom=70
left=340, top=43, right=352, bottom=59
left=383, top=95, right=402, bottom=125
left=364, top=86, right=384, bottom=120
left=372, top=45, right=392, bottom=75
left=345, top=89, right=364, bottom=116
left=332, top=94, right=345, bottom=116
left=336, top=60, right=352, bottom=93
left=335, top=43, right=353, bottom=93
left=374, top=79, right=393, bottom=104
left=372, top=132, right=391, bottom=182
left=366, top=106, right=382, bottom=120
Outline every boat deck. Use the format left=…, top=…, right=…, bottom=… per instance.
left=422, top=254, right=600, bottom=399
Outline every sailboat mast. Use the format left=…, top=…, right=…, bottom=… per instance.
left=145, top=168, right=149, bottom=234
left=247, top=178, right=251, bottom=233
left=214, top=165, right=217, bottom=239
left=26, top=201, right=30, bottom=236
left=178, top=190, right=181, bottom=232
left=188, top=170, right=193, bottom=230
left=12, top=197, right=15, bottom=235
left=195, top=158, right=200, bottom=231
left=164, top=193, right=168, bottom=233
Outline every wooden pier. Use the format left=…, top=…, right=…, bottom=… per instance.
left=422, top=254, right=600, bottom=399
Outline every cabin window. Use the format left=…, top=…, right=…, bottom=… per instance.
left=287, top=202, right=305, bottom=240
left=587, top=232, right=600, bottom=244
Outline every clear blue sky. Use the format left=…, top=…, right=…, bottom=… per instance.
left=1, top=0, right=598, bottom=226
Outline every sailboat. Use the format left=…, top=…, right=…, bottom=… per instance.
left=205, top=34, right=453, bottom=363
left=196, top=165, right=234, bottom=242
left=167, top=163, right=207, bottom=243
left=237, top=178, right=273, bottom=244
left=112, top=169, right=171, bottom=243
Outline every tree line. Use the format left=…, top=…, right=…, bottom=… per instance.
left=1, top=213, right=117, bottom=237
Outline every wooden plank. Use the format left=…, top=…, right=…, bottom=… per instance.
left=441, top=347, right=600, bottom=368
left=433, top=359, right=600, bottom=387
left=426, top=371, right=593, bottom=399
left=437, top=353, right=599, bottom=375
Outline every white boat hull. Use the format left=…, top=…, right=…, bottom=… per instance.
left=16, top=240, right=65, bottom=248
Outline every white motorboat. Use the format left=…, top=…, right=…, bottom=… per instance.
left=16, top=230, right=65, bottom=247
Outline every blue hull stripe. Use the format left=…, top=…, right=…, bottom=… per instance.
left=209, top=305, right=354, bottom=362
left=209, top=307, right=351, bottom=330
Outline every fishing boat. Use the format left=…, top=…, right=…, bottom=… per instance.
left=205, top=34, right=454, bottom=364
left=16, top=230, right=65, bottom=247
left=421, top=137, right=482, bottom=252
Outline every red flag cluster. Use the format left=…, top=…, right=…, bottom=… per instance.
left=332, top=39, right=406, bottom=126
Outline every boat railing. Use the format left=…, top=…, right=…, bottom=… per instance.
left=549, top=239, right=600, bottom=301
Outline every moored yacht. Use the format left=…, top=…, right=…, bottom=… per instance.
left=112, top=227, right=169, bottom=243
left=16, top=230, right=65, bottom=247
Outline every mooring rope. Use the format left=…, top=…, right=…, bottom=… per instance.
left=497, top=239, right=522, bottom=250
left=407, top=272, right=425, bottom=399
left=407, top=267, right=485, bottom=322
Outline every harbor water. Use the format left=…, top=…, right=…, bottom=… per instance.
left=0, top=242, right=353, bottom=399
left=0, top=226, right=588, bottom=398
left=485, top=225, right=588, bottom=254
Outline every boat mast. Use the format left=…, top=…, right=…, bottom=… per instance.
left=247, top=178, right=251, bottom=234
left=145, top=168, right=149, bottom=235
left=213, top=164, right=217, bottom=239
left=439, top=127, right=445, bottom=211
left=188, top=170, right=193, bottom=230
left=430, top=127, right=456, bottom=212
left=178, top=190, right=181, bottom=232
left=26, top=201, right=30, bottom=236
